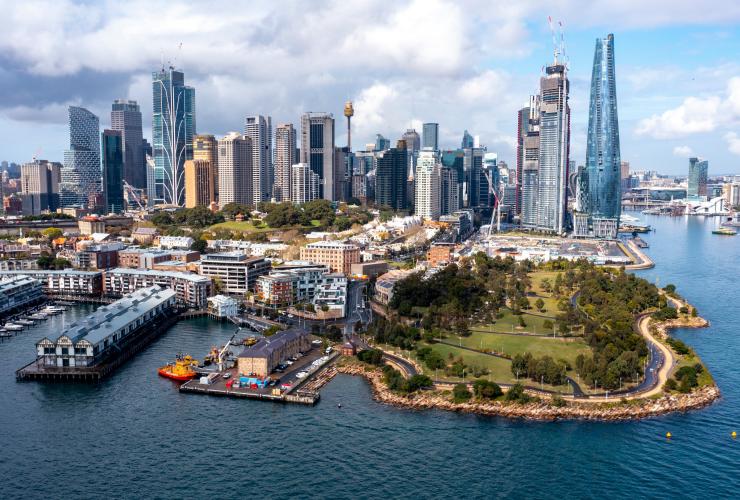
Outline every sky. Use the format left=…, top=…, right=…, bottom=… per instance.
left=1, top=0, right=740, bottom=175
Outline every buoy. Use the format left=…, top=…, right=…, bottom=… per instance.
left=666, top=432, right=672, bottom=439
left=732, top=431, right=737, bottom=439
left=337, top=403, right=342, bottom=408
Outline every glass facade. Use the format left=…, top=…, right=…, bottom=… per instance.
left=375, top=144, right=408, bottom=211
left=584, top=34, right=621, bottom=228
left=151, top=68, right=195, bottom=206
left=60, top=106, right=101, bottom=208
left=422, top=123, right=439, bottom=151
left=688, top=157, right=708, bottom=199
left=102, top=130, right=124, bottom=213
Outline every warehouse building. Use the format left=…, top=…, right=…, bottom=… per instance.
left=237, top=329, right=310, bottom=377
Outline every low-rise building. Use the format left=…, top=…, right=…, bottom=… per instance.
left=255, top=266, right=347, bottom=315
left=78, top=217, right=105, bottom=235
left=427, top=243, right=454, bottom=268
left=117, top=248, right=200, bottom=269
left=237, top=329, right=310, bottom=377
left=350, top=260, right=389, bottom=278
left=0, top=259, right=39, bottom=271
left=300, top=241, right=360, bottom=275
left=0, top=270, right=103, bottom=296
left=374, top=269, right=414, bottom=305
left=158, top=236, right=195, bottom=249
left=132, top=227, right=157, bottom=244
left=207, top=295, right=239, bottom=318
left=35, top=286, right=176, bottom=368
left=198, top=252, right=271, bottom=295
left=103, top=268, right=211, bottom=308
left=0, top=276, right=44, bottom=317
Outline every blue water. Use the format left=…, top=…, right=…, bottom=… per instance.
left=1, top=214, right=739, bottom=499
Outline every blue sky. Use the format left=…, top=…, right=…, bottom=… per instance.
left=0, top=0, right=739, bottom=175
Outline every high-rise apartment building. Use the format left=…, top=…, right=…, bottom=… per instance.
left=217, top=133, right=252, bottom=209
left=688, top=157, right=709, bottom=199
left=244, top=115, right=273, bottom=205
left=300, top=112, right=335, bottom=200
left=579, top=34, right=621, bottom=238
left=111, top=100, right=145, bottom=189
left=375, top=141, right=409, bottom=211
left=61, top=106, right=101, bottom=208
left=20, top=160, right=61, bottom=215
left=151, top=67, right=195, bottom=206
left=184, top=160, right=215, bottom=208
left=291, top=163, right=320, bottom=205
left=415, top=150, right=441, bottom=220
left=440, top=165, right=459, bottom=215
left=274, top=123, right=297, bottom=202
left=525, top=60, right=570, bottom=234
left=193, top=134, right=217, bottom=198
left=102, top=130, right=124, bottom=213
left=422, top=123, right=439, bottom=151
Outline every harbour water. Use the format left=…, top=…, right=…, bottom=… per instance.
left=1, top=214, right=739, bottom=499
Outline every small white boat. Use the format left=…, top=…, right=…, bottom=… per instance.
left=16, top=319, right=35, bottom=326
left=4, top=324, right=24, bottom=331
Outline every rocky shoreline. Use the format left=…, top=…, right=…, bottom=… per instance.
left=335, top=363, right=720, bottom=421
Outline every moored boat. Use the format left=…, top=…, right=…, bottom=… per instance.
left=158, top=354, right=199, bottom=381
left=712, top=228, right=737, bottom=236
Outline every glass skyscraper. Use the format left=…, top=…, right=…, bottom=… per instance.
left=151, top=67, right=195, bottom=206
left=583, top=33, right=621, bottom=237
left=111, top=99, right=145, bottom=189
left=102, top=130, right=124, bottom=213
left=60, top=106, right=101, bottom=208
left=422, top=123, right=439, bottom=151
left=688, top=157, right=709, bottom=199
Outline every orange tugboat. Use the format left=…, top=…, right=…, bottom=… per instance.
left=158, top=354, right=199, bottom=381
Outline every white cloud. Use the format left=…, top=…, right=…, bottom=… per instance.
left=457, top=70, right=509, bottom=103
left=725, top=132, right=740, bottom=156
left=673, top=145, right=693, bottom=156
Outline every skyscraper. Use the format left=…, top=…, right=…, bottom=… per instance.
left=415, top=150, right=441, bottom=220
left=688, top=157, right=709, bottom=199
left=184, top=160, right=215, bottom=208
left=193, top=134, right=218, bottom=198
left=61, top=106, right=101, bottom=208
left=111, top=99, right=145, bottom=189
left=530, top=60, right=570, bottom=234
left=102, top=129, right=124, bottom=213
left=582, top=34, right=621, bottom=237
left=402, top=129, right=421, bottom=153
left=461, top=130, right=474, bottom=149
left=515, top=106, right=530, bottom=215
left=300, top=112, right=335, bottom=200
left=291, top=163, right=320, bottom=204
left=520, top=96, right=541, bottom=228
left=441, top=149, right=464, bottom=212
left=20, top=160, right=61, bottom=215
left=274, top=123, right=297, bottom=202
left=151, top=67, right=195, bottom=206
left=464, top=147, right=485, bottom=208
left=375, top=134, right=391, bottom=152
left=217, top=133, right=252, bottom=209
left=422, top=123, right=439, bottom=151
left=375, top=140, right=409, bottom=211
left=245, top=115, right=273, bottom=205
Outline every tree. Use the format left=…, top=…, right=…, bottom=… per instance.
left=357, top=349, right=384, bottom=365
left=41, top=227, right=63, bottom=241
left=517, top=315, right=526, bottom=328
left=535, top=298, right=545, bottom=312
left=191, top=238, right=207, bottom=253
left=543, top=319, right=554, bottom=330
left=472, top=379, right=502, bottom=400
left=452, top=383, right=472, bottom=403
left=504, top=383, right=530, bottom=403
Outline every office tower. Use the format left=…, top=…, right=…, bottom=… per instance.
left=60, top=106, right=101, bottom=208
left=461, top=130, right=474, bottom=149
left=533, top=59, right=570, bottom=233
left=620, top=161, right=630, bottom=182
left=375, top=140, right=409, bottom=211
left=333, top=147, right=351, bottom=201
left=520, top=96, right=541, bottom=228
left=402, top=129, right=421, bottom=153
left=20, top=160, right=61, bottom=215
left=193, top=134, right=218, bottom=198
left=464, top=147, right=485, bottom=208
left=344, top=101, right=354, bottom=150
left=422, top=123, right=439, bottom=151
left=151, top=67, right=195, bottom=206
left=111, top=99, right=145, bottom=189
left=291, top=163, right=320, bottom=204
left=375, top=134, right=391, bottom=152
left=184, top=160, right=215, bottom=208
left=441, top=150, right=464, bottom=212
left=515, top=106, right=530, bottom=215
left=581, top=34, right=621, bottom=237
left=300, top=112, right=335, bottom=200
left=217, top=133, right=252, bottom=209
left=688, top=157, right=709, bottom=199
left=274, top=124, right=297, bottom=202
left=415, top=150, right=441, bottom=220
left=245, top=115, right=273, bottom=204
left=440, top=165, right=459, bottom=215
left=102, top=130, right=124, bottom=213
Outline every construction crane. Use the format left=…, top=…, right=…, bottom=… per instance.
left=123, top=180, right=145, bottom=211
left=217, top=328, right=241, bottom=372
left=481, top=169, right=504, bottom=236
left=547, top=16, right=569, bottom=68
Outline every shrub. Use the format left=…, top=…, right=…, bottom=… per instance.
left=357, top=349, right=384, bottom=366
left=664, top=378, right=677, bottom=392
left=550, top=395, right=567, bottom=407
left=472, top=379, right=503, bottom=400
left=504, top=383, right=531, bottom=403
left=452, top=383, right=472, bottom=403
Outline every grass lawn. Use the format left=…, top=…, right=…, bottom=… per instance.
left=527, top=270, right=563, bottom=313
left=418, top=342, right=517, bottom=384
left=210, top=220, right=322, bottom=233
left=455, top=330, right=591, bottom=366
left=474, top=308, right=560, bottom=335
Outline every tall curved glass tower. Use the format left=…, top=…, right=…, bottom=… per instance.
left=584, top=34, right=621, bottom=237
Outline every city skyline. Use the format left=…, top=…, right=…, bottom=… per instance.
left=1, top=1, right=739, bottom=174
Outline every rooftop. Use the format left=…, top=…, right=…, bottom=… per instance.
left=106, top=267, right=211, bottom=283
left=0, top=275, right=41, bottom=292
left=238, top=329, right=307, bottom=359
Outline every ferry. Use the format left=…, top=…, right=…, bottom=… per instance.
left=712, top=227, right=737, bottom=236
left=158, top=354, right=199, bottom=381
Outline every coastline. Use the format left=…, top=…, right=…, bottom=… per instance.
left=337, top=301, right=720, bottom=421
